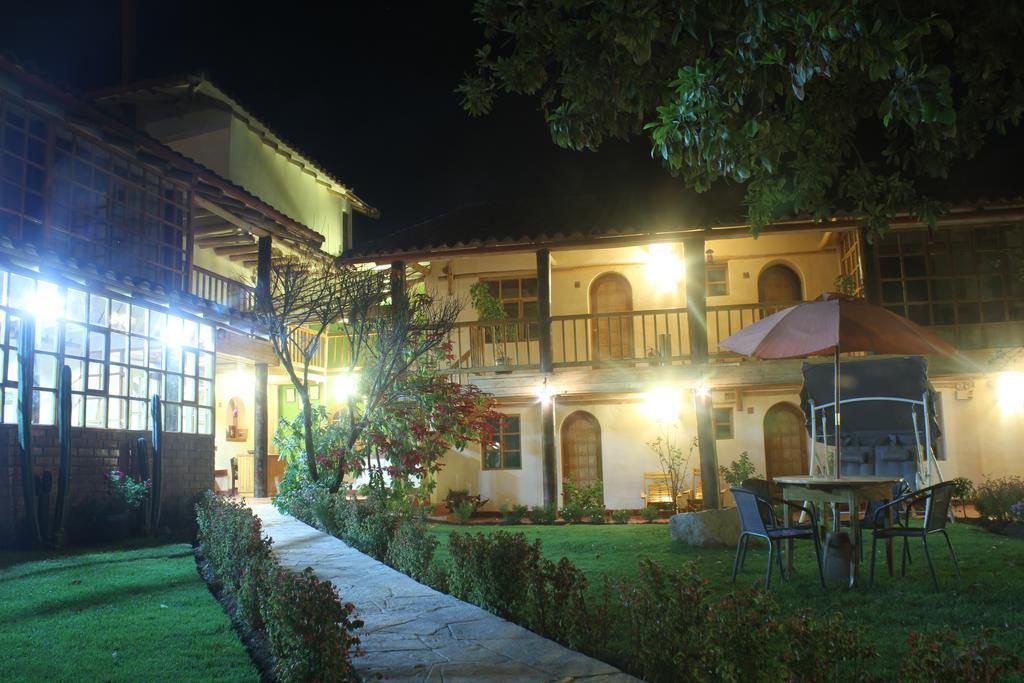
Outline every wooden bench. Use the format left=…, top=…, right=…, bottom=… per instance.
left=641, top=472, right=690, bottom=510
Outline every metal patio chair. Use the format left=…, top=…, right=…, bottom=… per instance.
left=841, top=479, right=913, bottom=559
left=731, top=487, right=826, bottom=590
left=869, top=480, right=961, bottom=590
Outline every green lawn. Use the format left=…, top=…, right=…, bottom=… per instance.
left=0, top=542, right=258, bottom=683
left=429, top=520, right=1024, bottom=675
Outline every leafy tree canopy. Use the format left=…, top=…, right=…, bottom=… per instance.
left=459, top=1, right=1024, bottom=238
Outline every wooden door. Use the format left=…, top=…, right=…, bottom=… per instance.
left=758, top=264, right=802, bottom=315
left=590, top=273, right=634, bottom=361
left=764, top=403, right=809, bottom=485
left=561, top=411, right=603, bottom=499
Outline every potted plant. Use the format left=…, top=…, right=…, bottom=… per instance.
left=469, top=282, right=515, bottom=370
left=101, top=468, right=151, bottom=541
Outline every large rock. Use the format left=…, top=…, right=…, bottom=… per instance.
left=668, top=508, right=741, bottom=547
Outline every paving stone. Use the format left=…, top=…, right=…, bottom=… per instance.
left=249, top=502, right=639, bottom=683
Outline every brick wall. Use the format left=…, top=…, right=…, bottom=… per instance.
left=0, top=425, right=214, bottom=547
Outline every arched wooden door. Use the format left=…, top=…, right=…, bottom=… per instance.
left=590, top=273, right=634, bottom=361
left=561, top=411, right=603, bottom=500
left=758, top=264, right=802, bottom=313
left=764, top=403, right=809, bottom=485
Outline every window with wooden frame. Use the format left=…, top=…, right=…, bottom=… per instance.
left=712, top=406, right=734, bottom=440
left=0, top=268, right=215, bottom=434
left=874, top=225, right=1024, bottom=338
left=482, top=414, right=522, bottom=470
left=0, top=90, right=189, bottom=293
left=705, top=264, right=728, bottom=297
left=479, top=277, right=539, bottom=340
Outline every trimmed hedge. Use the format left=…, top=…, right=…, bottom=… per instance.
left=196, top=493, right=362, bottom=682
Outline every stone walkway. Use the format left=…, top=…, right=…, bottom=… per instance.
left=249, top=502, right=638, bottom=682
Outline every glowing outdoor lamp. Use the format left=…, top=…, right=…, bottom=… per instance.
left=694, top=382, right=711, bottom=400
left=996, top=372, right=1024, bottom=413
left=644, top=385, right=683, bottom=423
left=162, top=317, right=185, bottom=348
left=645, top=243, right=684, bottom=293
left=332, top=371, right=360, bottom=403
left=538, top=377, right=556, bottom=404
left=29, top=282, right=64, bottom=322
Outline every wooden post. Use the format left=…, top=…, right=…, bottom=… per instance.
left=390, top=261, right=407, bottom=319
left=536, top=250, right=553, bottom=373
left=256, top=235, right=272, bottom=305
left=253, top=362, right=269, bottom=498
left=859, top=226, right=882, bottom=305
left=18, top=317, right=42, bottom=546
left=541, top=398, right=557, bottom=508
left=683, top=237, right=720, bottom=509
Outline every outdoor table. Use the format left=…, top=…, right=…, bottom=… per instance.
left=773, top=475, right=903, bottom=588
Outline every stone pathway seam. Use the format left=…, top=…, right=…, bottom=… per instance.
left=248, top=502, right=638, bottom=683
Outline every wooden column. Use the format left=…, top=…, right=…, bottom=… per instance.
left=256, top=235, right=272, bottom=304
left=253, top=362, right=269, bottom=498
left=683, top=237, right=720, bottom=509
left=541, top=398, right=557, bottom=507
left=536, top=250, right=553, bottom=373
left=390, top=261, right=407, bottom=319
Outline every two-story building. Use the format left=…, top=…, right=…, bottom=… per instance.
left=342, top=198, right=1024, bottom=512
left=0, top=56, right=375, bottom=543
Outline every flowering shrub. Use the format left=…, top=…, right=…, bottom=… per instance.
left=384, top=513, right=438, bottom=582
left=500, top=503, right=528, bottom=525
left=974, top=476, right=1024, bottom=526
left=105, top=469, right=151, bottom=509
left=611, top=509, right=631, bottom=524
left=263, top=567, right=362, bottom=683
left=195, top=493, right=361, bottom=680
left=528, top=504, right=557, bottom=524
left=899, top=628, right=1023, bottom=682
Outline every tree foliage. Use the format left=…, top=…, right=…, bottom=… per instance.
left=459, top=0, right=1024, bottom=237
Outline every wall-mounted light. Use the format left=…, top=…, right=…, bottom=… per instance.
left=996, top=372, right=1024, bottom=413
left=644, top=386, right=683, bottom=423
left=162, top=317, right=185, bottom=348
left=705, top=248, right=715, bottom=265
left=30, top=282, right=64, bottom=322
left=694, top=382, right=711, bottom=401
left=538, top=377, right=556, bottom=405
left=645, top=243, right=683, bottom=293
left=332, top=371, right=360, bottom=403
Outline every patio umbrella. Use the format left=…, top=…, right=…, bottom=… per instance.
left=719, top=292, right=957, bottom=476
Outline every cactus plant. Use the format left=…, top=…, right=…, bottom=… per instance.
left=17, top=317, right=42, bottom=547
left=52, top=364, right=72, bottom=547
left=150, top=394, right=163, bottom=530
left=134, top=437, right=151, bottom=535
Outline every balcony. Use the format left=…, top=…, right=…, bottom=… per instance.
left=190, top=265, right=256, bottom=313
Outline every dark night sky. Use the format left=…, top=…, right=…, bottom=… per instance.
left=0, top=1, right=692, bottom=241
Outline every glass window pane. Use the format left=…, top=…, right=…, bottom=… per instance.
left=35, top=320, right=58, bottom=352
left=3, top=387, right=15, bottom=423
left=198, top=407, right=212, bottom=435
left=198, top=379, right=213, bottom=407
left=148, top=339, right=164, bottom=369
left=0, top=271, right=6, bottom=305
left=184, top=351, right=196, bottom=376
left=130, top=305, right=148, bottom=335
left=109, top=300, right=129, bottom=332
left=166, top=348, right=182, bottom=373
left=66, top=358, right=85, bottom=392
left=88, top=331, right=106, bottom=360
left=7, top=352, right=17, bottom=382
left=130, top=336, right=146, bottom=366
left=33, top=390, right=55, bottom=425
left=198, top=352, right=213, bottom=379
left=199, top=324, right=214, bottom=351
left=109, top=332, right=128, bottom=363
left=149, top=310, right=166, bottom=341
left=107, top=397, right=127, bottom=429
left=34, top=353, right=57, bottom=389
left=129, top=400, right=148, bottom=430
left=7, top=315, right=18, bottom=347
left=504, top=450, right=521, bottom=469
left=89, top=294, right=109, bottom=327
left=71, top=393, right=84, bottom=427
left=108, top=365, right=127, bottom=396
left=65, top=322, right=87, bottom=356
left=182, top=405, right=196, bottom=433
left=163, top=315, right=183, bottom=348
left=183, top=376, right=195, bottom=402
left=183, top=320, right=198, bottom=347
left=484, top=447, right=501, bottom=469
left=149, top=371, right=162, bottom=399
left=87, top=361, right=105, bottom=391
left=129, top=368, right=147, bottom=398
left=66, top=289, right=87, bottom=322
left=85, top=396, right=105, bottom=428
left=9, top=273, right=35, bottom=310
left=164, top=402, right=180, bottom=432
left=165, top=374, right=182, bottom=402
left=521, top=278, right=538, bottom=297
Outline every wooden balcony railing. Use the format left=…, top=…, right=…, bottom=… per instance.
left=550, top=308, right=690, bottom=367
left=190, top=265, right=256, bottom=312
left=288, top=325, right=328, bottom=370
left=447, top=319, right=542, bottom=373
